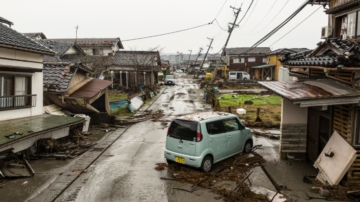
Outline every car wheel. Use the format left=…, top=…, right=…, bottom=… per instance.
left=201, top=156, right=212, bottom=172
left=243, top=140, right=252, bottom=153
left=243, top=77, right=248, bottom=81
left=166, top=159, right=174, bottom=165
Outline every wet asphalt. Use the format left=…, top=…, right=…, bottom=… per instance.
left=0, top=74, right=281, bottom=202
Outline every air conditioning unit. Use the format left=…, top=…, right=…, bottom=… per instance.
left=321, top=26, right=333, bottom=39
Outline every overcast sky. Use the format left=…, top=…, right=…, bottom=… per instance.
left=1, top=0, right=328, bottom=54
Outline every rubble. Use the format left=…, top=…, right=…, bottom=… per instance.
left=160, top=153, right=268, bottom=202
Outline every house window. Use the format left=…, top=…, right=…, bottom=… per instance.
left=0, top=76, right=33, bottom=110
left=248, top=57, right=256, bottom=62
left=336, top=12, right=357, bottom=40
left=233, top=58, right=244, bottom=63
left=262, top=58, right=267, bottom=63
left=92, top=48, right=103, bottom=55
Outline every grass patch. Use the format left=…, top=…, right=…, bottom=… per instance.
left=108, top=92, right=128, bottom=102
left=112, top=106, right=133, bottom=117
left=219, top=94, right=281, bottom=107
left=218, top=94, right=282, bottom=128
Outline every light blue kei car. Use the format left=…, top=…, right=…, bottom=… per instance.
left=164, top=112, right=253, bottom=172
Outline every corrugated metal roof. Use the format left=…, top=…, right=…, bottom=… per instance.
left=258, top=79, right=360, bottom=104
left=70, top=78, right=112, bottom=99
left=251, top=64, right=275, bottom=69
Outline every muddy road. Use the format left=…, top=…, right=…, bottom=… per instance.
left=51, top=75, right=215, bottom=202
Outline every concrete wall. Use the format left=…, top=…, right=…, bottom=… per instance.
left=0, top=48, right=44, bottom=121
left=280, top=98, right=308, bottom=158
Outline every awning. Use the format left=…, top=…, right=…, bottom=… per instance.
left=70, top=78, right=112, bottom=99
left=251, top=64, right=275, bottom=69
left=258, top=79, right=360, bottom=107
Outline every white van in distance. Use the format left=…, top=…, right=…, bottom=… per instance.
left=228, top=71, right=250, bottom=80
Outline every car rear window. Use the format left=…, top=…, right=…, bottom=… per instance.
left=168, top=120, right=197, bottom=141
left=166, top=75, right=174, bottom=79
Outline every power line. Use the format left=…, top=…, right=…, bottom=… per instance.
left=246, top=0, right=279, bottom=34
left=213, top=19, right=227, bottom=31
left=239, top=0, right=258, bottom=27
left=252, top=0, right=290, bottom=35
left=240, top=0, right=311, bottom=54
left=123, top=22, right=212, bottom=42
left=236, top=0, right=254, bottom=26
left=214, top=0, right=228, bottom=20
left=269, top=6, right=321, bottom=47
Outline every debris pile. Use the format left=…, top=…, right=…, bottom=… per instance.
left=162, top=153, right=268, bottom=202
left=114, top=110, right=164, bottom=125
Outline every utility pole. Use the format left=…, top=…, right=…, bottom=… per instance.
left=197, top=38, right=214, bottom=78
left=194, top=47, right=203, bottom=64
left=210, top=5, right=242, bottom=84
left=75, top=25, right=79, bottom=43
left=187, top=49, right=192, bottom=70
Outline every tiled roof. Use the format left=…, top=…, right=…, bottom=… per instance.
left=51, top=38, right=124, bottom=49
left=22, top=32, right=47, bottom=39
left=37, top=39, right=86, bottom=62
left=0, top=16, right=13, bottom=26
left=280, top=39, right=358, bottom=67
left=0, top=23, right=55, bottom=55
left=43, top=63, right=92, bottom=93
left=225, top=47, right=271, bottom=55
left=110, top=51, right=161, bottom=66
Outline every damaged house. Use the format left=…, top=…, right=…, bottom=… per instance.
left=259, top=0, right=360, bottom=184
left=0, top=18, right=85, bottom=161
left=34, top=39, right=113, bottom=114
left=107, top=51, right=161, bottom=89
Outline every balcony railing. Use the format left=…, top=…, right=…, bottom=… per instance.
left=0, top=94, right=36, bottom=111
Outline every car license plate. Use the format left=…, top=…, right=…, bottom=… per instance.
left=175, top=156, right=185, bottom=164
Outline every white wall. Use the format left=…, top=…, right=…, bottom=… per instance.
left=0, top=48, right=43, bottom=69
left=281, top=98, right=308, bottom=124
left=64, top=46, right=78, bottom=55
left=0, top=48, right=44, bottom=121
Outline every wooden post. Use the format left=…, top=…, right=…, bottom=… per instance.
left=228, top=106, right=231, bottom=113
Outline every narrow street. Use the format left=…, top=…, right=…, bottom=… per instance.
left=31, top=75, right=219, bottom=202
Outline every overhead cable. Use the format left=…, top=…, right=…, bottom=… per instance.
left=252, top=0, right=290, bottom=35
left=236, top=0, right=254, bottom=26
left=240, top=0, right=311, bottom=54
left=246, top=0, right=279, bottom=34
left=270, top=6, right=321, bottom=47
left=213, top=19, right=227, bottom=31
left=214, top=0, right=228, bottom=20
left=238, top=0, right=258, bottom=27
left=123, top=22, right=212, bottom=42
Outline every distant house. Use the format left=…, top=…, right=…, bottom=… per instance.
left=23, top=32, right=47, bottom=40
left=0, top=17, right=84, bottom=154
left=51, top=38, right=124, bottom=56
left=107, top=51, right=161, bottom=88
left=223, top=47, right=271, bottom=77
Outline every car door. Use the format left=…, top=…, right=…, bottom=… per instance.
left=223, top=118, right=245, bottom=156
left=206, top=120, right=227, bottom=162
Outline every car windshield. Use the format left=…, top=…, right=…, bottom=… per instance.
left=168, top=120, right=197, bottom=141
left=166, top=75, right=174, bottom=79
